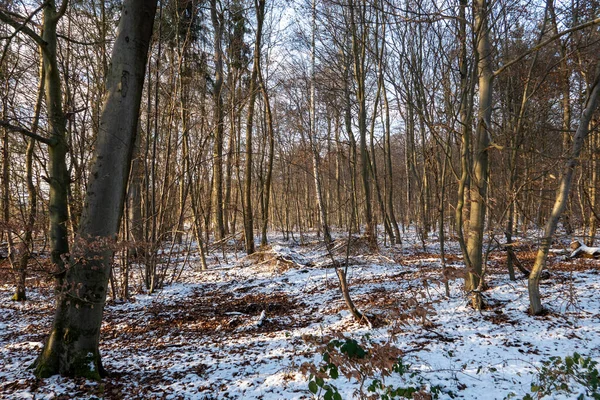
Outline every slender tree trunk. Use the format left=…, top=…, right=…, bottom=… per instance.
left=349, top=0, right=375, bottom=248
left=259, top=65, right=275, bottom=246
left=13, top=56, right=45, bottom=301
left=309, top=0, right=332, bottom=246
left=243, top=0, right=265, bottom=255
left=465, top=0, right=493, bottom=309
left=42, top=3, right=71, bottom=288
left=587, top=130, right=598, bottom=245
left=2, top=87, right=16, bottom=294
left=343, top=50, right=359, bottom=235
left=549, top=0, right=574, bottom=235
left=211, top=0, right=225, bottom=241
left=383, top=81, right=401, bottom=244
left=529, top=66, right=600, bottom=315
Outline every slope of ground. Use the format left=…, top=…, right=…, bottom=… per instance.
left=1, top=233, right=599, bottom=399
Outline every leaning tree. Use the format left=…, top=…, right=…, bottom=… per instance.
left=31, top=0, right=158, bottom=379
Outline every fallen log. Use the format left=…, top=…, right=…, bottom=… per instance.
left=569, top=240, right=600, bottom=258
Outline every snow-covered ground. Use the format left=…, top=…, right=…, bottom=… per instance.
left=1, top=233, right=599, bottom=399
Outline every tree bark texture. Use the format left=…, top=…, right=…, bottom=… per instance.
left=33, top=0, right=157, bottom=378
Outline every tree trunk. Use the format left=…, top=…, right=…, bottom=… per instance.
left=243, top=0, right=265, bottom=255
left=587, top=130, right=598, bottom=245
left=259, top=62, right=275, bottom=246
left=309, top=0, right=332, bottom=246
left=211, top=0, right=225, bottom=241
left=33, top=0, right=157, bottom=378
left=465, top=0, right=493, bottom=309
left=349, top=0, right=375, bottom=248
left=12, top=55, right=45, bottom=301
left=529, top=66, right=600, bottom=315
left=41, top=3, right=71, bottom=289
left=455, top=0, right=474, bottom=281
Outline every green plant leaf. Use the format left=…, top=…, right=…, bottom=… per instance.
left=308, top=381, right=318, bottom=394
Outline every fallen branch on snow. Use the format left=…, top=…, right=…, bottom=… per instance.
left=569, top=240, right=600, bottom=259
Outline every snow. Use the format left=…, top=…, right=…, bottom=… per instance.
left=1, top=233, right=600, bottom=399
left=570, top=241, right=600, bottom=258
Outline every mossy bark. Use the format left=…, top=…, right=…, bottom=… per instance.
left=33, top=277, right=106, bottom=380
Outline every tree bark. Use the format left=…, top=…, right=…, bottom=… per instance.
left=211, top=0, right=225, bottom=241
left=529, top=66, right=600, bottom=315
left=33, top=0, right=157, bottom=378
left=465, top=0, right=493, bottom=309
left=309, top=0, right=332, bottom=246
left=243, top=0, right=265, bottom=255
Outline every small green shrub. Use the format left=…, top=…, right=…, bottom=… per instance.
left=525, top=352, right=600, bottom=399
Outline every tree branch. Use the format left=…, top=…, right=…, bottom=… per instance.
left=0, top=120, right=54, bottom=146
left=494, top=16, right=600, bottom=77
left=0, top=5, right=47, bottom=48
left=56, top=0, right=69, bottom=20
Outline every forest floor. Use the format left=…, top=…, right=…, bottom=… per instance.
left=1, top=231, right=600, bottom=399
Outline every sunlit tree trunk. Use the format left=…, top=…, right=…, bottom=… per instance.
left=465, top=0, right=493, bottom=309
left=455, top=0, right=473, bottom=280
left=529, top=66, right=600, bottom=315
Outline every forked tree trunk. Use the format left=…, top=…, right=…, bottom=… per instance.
left=529, top=66, right=600, bottom=315
left=33, top=0, right=157, bottom=378
left=455, top=0, right=473, bottom=286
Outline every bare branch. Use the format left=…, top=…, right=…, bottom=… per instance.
left=0, top=120, right=54, bottom=146
left=56, top=0, right=69, bottom=20
left=0, top=5, right=47, bottom=47
left=494, top=16, right=600, bottom=77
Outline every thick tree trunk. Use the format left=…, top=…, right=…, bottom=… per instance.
left=529, top=66, right=600, bottom=315
left=33, top=0, right=157, bottom=378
